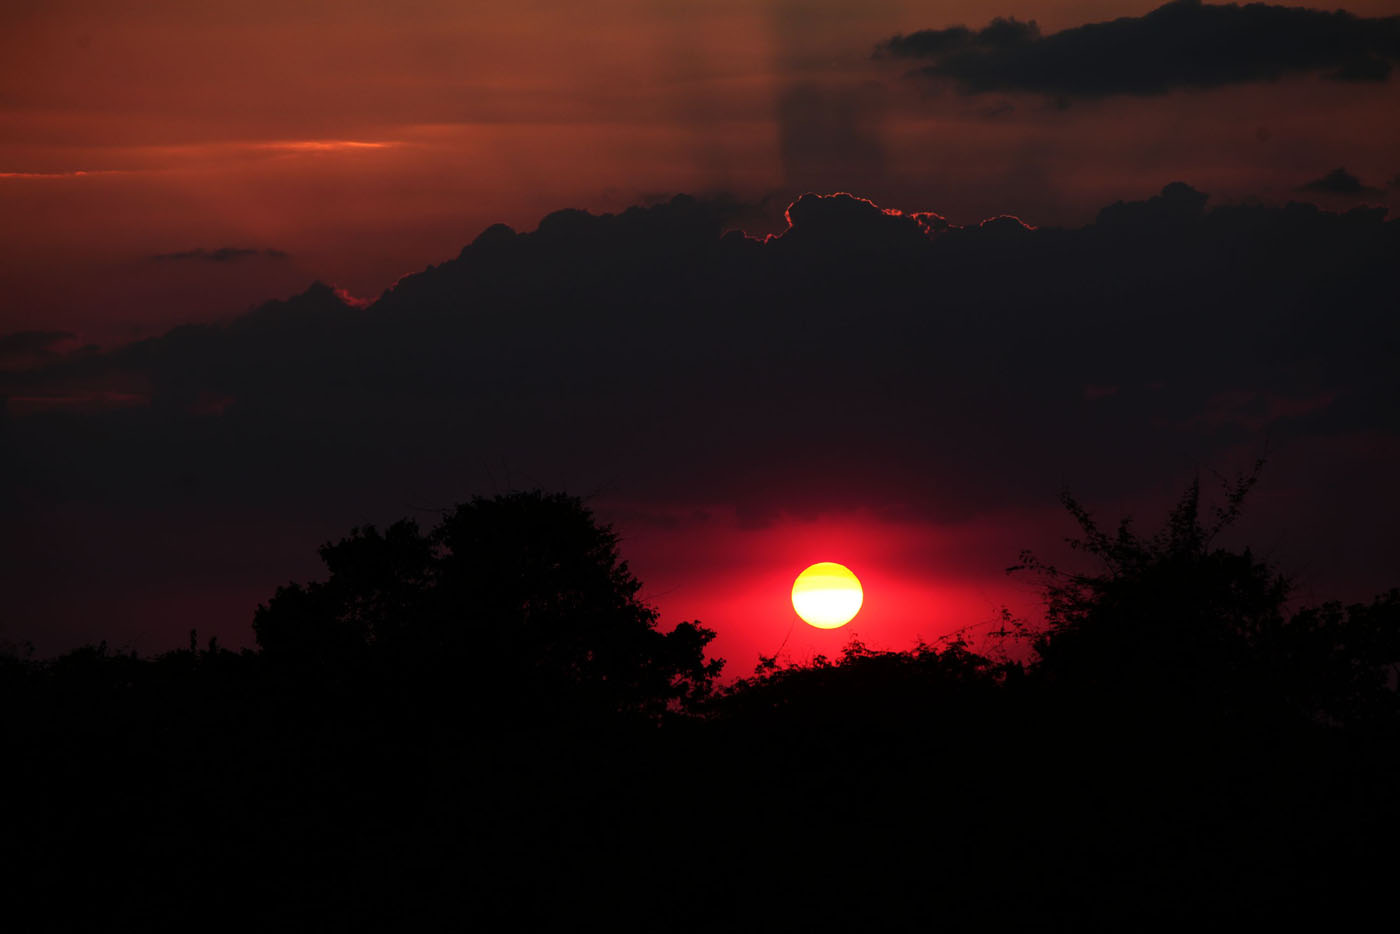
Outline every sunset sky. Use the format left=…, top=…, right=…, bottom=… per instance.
left=3, top=1, right=1399, bottom=672
left=6, top=0, right=1398, bottom=340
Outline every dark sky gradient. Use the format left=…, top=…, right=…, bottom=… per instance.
left=3, top=2, right=1399, bottom=672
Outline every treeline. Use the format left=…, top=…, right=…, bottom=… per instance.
left=4, top=487, right=1398, bottom=928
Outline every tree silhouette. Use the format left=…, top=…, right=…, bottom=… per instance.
left=253, top=490, right=722, bottom=719
left=1012, top=466, right=1280, bottom=711
left=1273, top=589, right=1400, bottom=732
left=6, top=482, right=1400, bottom=928
left=1014, top=463, right=1400, bottom=731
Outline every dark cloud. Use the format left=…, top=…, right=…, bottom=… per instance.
left=1298, top=167, right=1385, bottom=197
left=0, top=329, right=75, bottom=359
left=878, top=17, right=1040, bottom=59
left=1096, top=180, right=1211, bottom=227
left=876, top=0, right=1400, bottom=98
left=0, top=329, right=87, bottom=372
left=152, top=247, right=290, bottom=263
left=3, top=187, right=1399, bottom=653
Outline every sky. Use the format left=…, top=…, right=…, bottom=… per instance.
left=3, top=1, right=1400, bottom=673
left=5, top=0, right=1398, bottom=341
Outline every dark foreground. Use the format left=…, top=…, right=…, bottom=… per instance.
left=5, top=644, right=1397, bottom=931
left=6, top=487, right=1399, bottom=928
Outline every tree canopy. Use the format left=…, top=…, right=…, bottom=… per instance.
left=1012, top=466, right=1400, bottom=731
left=253, top=490, right=722, bottom=719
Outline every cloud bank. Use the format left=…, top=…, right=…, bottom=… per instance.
left=3, top=186, right=1398, bottom=654
left=877, top=1, right=1400, bottom=98
left=1298, top=167, right=1385, bottom=197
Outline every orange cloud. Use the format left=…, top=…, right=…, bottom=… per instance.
left=0, top=169, right=131, bottom=180
left=254, top=140, right=397, bottom=153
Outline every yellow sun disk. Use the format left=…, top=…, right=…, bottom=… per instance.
left=792, top=562, right=863, bottom=628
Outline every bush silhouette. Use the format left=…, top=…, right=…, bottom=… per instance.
left=715, top=635, right=1010, bottom=733
left=1015, top=465, right=1400, bottom=731
left=253, top=490, right=722, bottom=719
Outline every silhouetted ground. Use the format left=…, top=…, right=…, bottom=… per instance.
left=5, top=489, right=1398, bottom=929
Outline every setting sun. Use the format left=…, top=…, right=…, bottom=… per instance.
left=792, top=562, right=863, bottom=629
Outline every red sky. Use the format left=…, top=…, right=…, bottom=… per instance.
left=617, top=504, right=1058, bottom=676
left=4, top=1, right=1400, bottom=670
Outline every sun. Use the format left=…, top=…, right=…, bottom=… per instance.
left=792, top=562, right=863, bottom=629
